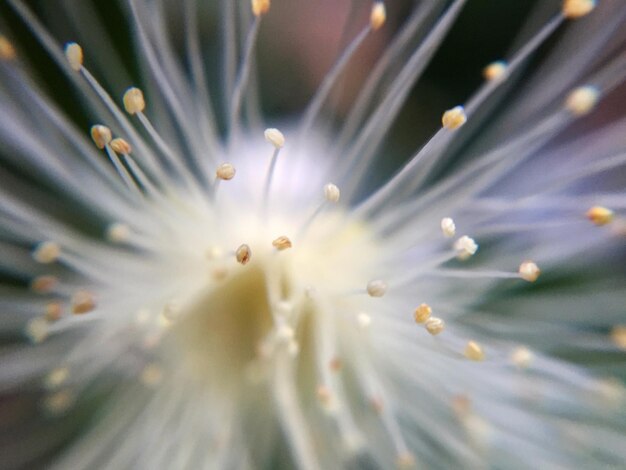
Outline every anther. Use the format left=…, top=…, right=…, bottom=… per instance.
left=216, top=163, right=236, bottom=181
left=45, top=301, right=63, bottom=322
left=562, top=0, right=596, bottom=19
left=123, top=87, right=146, bottom=115
left=71, top=290, right=96, bottom=314
left=586, top=206, right=613, bottom=226
left=518, top=261, right=540, bottom=282
left=395, top=452, right=416, bottom=469
left=30, top=275, right=58, bottom=294
left=141, top=363, right=163, bottom=386
left=251, top=0, right=271, bottom=17
left=324, top=183, right=341, bottom=203
left=483, top=60, right=508, bottom=81
left=272, top=236, right=293, bottom=251
left=454, top=235, right=478, bottom=259
left=25, top=317, right=49, bottom=344
left=45, top=367, right=69, bottom=389
left=356, top=312, right=372, bottom=329
left=110, top=137, right=132, bottom=155
left=329, top=357, right=343, bottom=372
left=64, top=42, right=83, bottom=71
left=610, top=326, right=626, bottom=350
left=464, top=341, right=485, bottom=361
left=264, top=128, right=285, bottom=149
left=32, top=241, right=61, bottom=264
left=441, top=217, right=456, bottom=238
left=413, top=303, right=432, bottom=323
left=43, top=390, right=74, bottom=414
left=316, top=385, right=333, bottom=407
left=90, top=125, right=112, bottom=149
left=367, top=280, right=388, bottom=297
left=425, top=317, right=445, bottom=335
left=511, top=346, right=533, bottom=369
left=370, top=3, right=386, bottom=31
left=442, top=106, right=467, bottom=130
left=565, top=86, right=599, bottom=116
left=106, top=223, right=131, bottom=243
left=0, top=36, right=16, bottom=61
left=236, top=244, right=252, bottom=265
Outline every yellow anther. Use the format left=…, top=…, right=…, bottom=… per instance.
left=251, top=0, right=270, bottom=17
left=123, top=87, right=146, bottom=115
left=586, top=206, right=614, bottom=226
left=442, top=106, right=467, bottom=130
left=216, top=163, right=236, bottom=181
left=141, top=363, right=163, bottom=386
left=464, top=341, right=485, bottom=361
left=33, top=241, right=61, bottom=264
left=71, top=290, right=96, bottom=314
left=30, top=275, right=58, bottom=293
left=236, top=244, right=252, bottom=265
left=610, top=326, right=626, bottom=350
left=562, top=0, right=596, bottom=19
left=483, top=60, right=508, bottom=81
left=565, top=86, right=599, bottom=116
left=25, top=317, right=49, bottom=344
left=272, top=236, right=292, bottom=251
left=413, top=303, right=432, bottom=323
left=366, top=279, right=388, bottom=297
left=90, top=125, right=112, bottom=149
left=45, top=301, right=63, bottom=322
left=370, top=3, right=386, bottom=31
left=45, top=367, right=69, bottom=389
left=110, top=137, right=132, bottom=155
left=0, top=36, right=16, bottom=60
left=395, top=452, right=416, bottom=469
left=425, top=317, right=445, bottom=335
left=518, top=260, right=540, bottom=282
left=64, top=42, right=83, bottom=71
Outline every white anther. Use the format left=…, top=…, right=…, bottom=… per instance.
left=264, top=128, right=285, bottom=149
left=366, top=280, right=388, bottom=297
left=324, top=183, right=341, bottom=203
left=425, top=317, right=445, bottom=335
left=441, top=217, right=456, bottom=238
left=464, top=341, right=485, bottom=361
left=518, top=261, right=540, bottom=282
left=565, top=86, right=599, bottom=116
left=123, top=87, right=146, bottom=115
left=216, top=163, right=236, bottom=181
left=454, top=235, right=478, bottom=258
left=33, top=241, right=61, bottom=264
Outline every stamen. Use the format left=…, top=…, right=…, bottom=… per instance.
left=413, top=303, right=432, bottom=323
left=440, top=217, right=456, bottom=238
left=30, top=275, right=58, bottom=293
left=366, top=280, right=388, bottom=297
left=610, top=326, right=626, bottom=350
left=511, top=346, right=533, bottom=369
left=106, top=223, right=131, bottom=243
left=329, top=357, right=343, bottom=372
left=25, top=317, right=48, bottom=344
left=395, top=452, right=416, bottom=469
left=0, top=35, right=17, bottom=60
left=32, top=241, right=61, bottom=264
left=90, top=124, right=112, bottom=149
left=518, top=261, right=540, bottom=282
left=441, top=105, right=467, bottom=130
left=565, top=85, right=599, bottom=116
left=45, top=367, right=69, bottom=389
left=251, top=0, right=271, bottom=17
left=464, top=341, right=485, bottom=361
left=141, top=363, right=163, bottom=386
left=424, top=317, right=445, bottom=335
left=110, top=137, right=132, bottom=155
left=454, top=235, right=478, bottom=259
left=586, top=205, right=613, bottom=226
left=45, top=301, right=63, bottom=322
left=123, top=87, right=146, bottom=115
left=43, top=390, right=74, bottom=414
left=483, top=60, right=508, bottom=81
left=562, top=0, right=596, bottom=19
left=64, top=42, right=83, bottom=71
left=262, top=128, right=285, bottom=211
left=324, top=183, right=341, bottom=203
left=236, top=244, right=252, bottom=265
left=370, top=3, right=387, bottom=31
left=356, top=312, right=372, bottom=329
left=71, top=290, right=96, bottom=314
left=272, top=236, right=293, bottom=251
left=215, top=163, right=236, bottom=181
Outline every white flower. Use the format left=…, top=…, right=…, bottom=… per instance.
left=0, top=1, right=625, bottom=469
